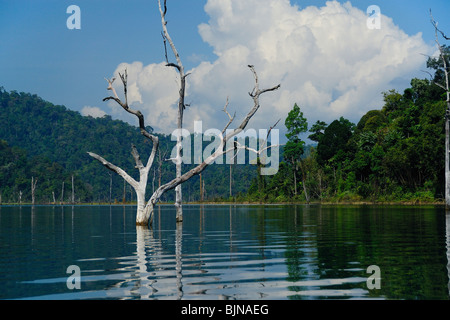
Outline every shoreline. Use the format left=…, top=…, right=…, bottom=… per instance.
left=0, top=200, right=446, bottom=207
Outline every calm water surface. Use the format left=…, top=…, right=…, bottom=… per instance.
left=0, top=204, right=449, bottom=300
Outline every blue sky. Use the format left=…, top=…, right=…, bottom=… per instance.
left=1, top=0, right=449, bottom=136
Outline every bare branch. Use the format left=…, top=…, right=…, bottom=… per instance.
left=159, top=0, right=184, bottom=75
left=161, top=32, right=169, bottom=64
left=237, top=143, right=282, bottom=157
left=221, top=97, right=236, bottom=135
left=166, top=62, right=181, bottom=71
left=430, top=9, right=450, bottom=105
left=119, top=70, right=128, bottom=106
left=131, top=144, right=144, bottom=170
left=421, top=69, right=448, bottom=91
left=103, top=69, right=159, bottom=147
left=224, top=65, right=280, bottom=142
left=430, top=9, right=450, bottom=41
left=236, top=119, right=283, bottom=157
left=260, top=118, right=281, bottom=151
left=145, top=141, right=159, bottom=171
left=87, top=152, right=139, bottom=190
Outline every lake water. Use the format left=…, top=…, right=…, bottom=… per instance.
left=0, top=204, right=449, bottom=300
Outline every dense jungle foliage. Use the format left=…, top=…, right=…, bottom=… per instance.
left=246, top=50, right=449, bottom=203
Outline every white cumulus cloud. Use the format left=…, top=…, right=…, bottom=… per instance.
left=81, top=106, right=107, bottom=118
left=109, top=0, right=434, bottom=138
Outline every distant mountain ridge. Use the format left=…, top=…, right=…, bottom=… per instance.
left=0, top=88, right=256, bottom=203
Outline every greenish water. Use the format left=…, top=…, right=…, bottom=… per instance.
left=0, top=204, right=449, bottom=300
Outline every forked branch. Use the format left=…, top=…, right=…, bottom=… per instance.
left=430, top=10, right=450, bottom=106
left=430, top=9, right=450, bottom=41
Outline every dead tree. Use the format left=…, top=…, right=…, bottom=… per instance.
left=31, top=177, right=37, bottom=205
left=141, top=65, right=280, bottom=225
left=430, top=10, right=450, bottom=207
left=159, top=0, right=187, bottom=222
left=60, top=181, right=64, bottom=205
left=88, top=1, right=280, bottom=226
left=109, top=172, right=112, bottom=204
left=71, top=175, right=75, bottom=204
left=88, top=70, right=159, bottom=224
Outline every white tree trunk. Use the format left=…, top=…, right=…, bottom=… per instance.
left=61, top=182, right=64, bottom=205
left=159, top=0, right=186, bottom=223
left=31, top=177, right=37, bottom=205
left=89, top=2, right=280, bottom=227
left=175, top=137, right=183, bottom=222
left=71, top=175, right=75, bottom=204
left=136, top=189, right=149, bottom=226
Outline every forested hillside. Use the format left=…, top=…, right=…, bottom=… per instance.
left=249, top=72, right=448, bottom=203
left=1, top=45, right=448, bottom=205
left=0, top=88, right=256, bottom=203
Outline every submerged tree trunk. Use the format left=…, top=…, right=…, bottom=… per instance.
left=88, top=1, right=281, bottom=227
left=159, top=0, right=186, bottom=223
left=31, top=177, right=37, bottom=205
left=88, top=70, right=159, bottom=227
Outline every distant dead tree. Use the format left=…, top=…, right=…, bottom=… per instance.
left=31, top=177, right=37, bottom=205
left=88, top=0, right=280, bottom=226
left=60, top=181, right=65, bottom=205
left=430, top=10, right=450, bottom=207
left=71, top=175, right=75, bottom=204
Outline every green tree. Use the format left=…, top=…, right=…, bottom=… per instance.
left=284, top=103, right=308, bottom=199
left=317, top=117, right=354, bottom=165
left=308, top=120, right=327, bottom=144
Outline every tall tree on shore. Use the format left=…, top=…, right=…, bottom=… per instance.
left=284, top=104, right=308, bottom=199
left=308, top=120, right=327, bottom=144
